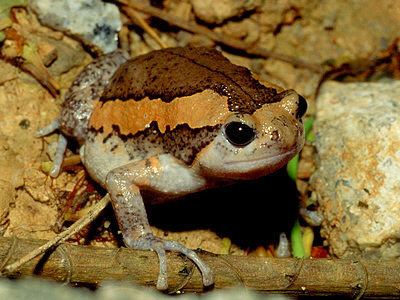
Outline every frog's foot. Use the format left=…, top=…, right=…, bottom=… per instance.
left=126, top=234, right=214, bottom=290
left=36, top=118, right=60, bottom=137
left=36, top=118, right=67, bottom=177
left=104, top=155, right=212, bottom=290
left=49, top=134, right=68, bottom=177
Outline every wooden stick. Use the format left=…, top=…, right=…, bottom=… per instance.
left=0, top=236, right=399, bottom=297
left=62, top=154, right=81, bottom=167
left=20, top=62, right=59, bottom=97
left=118, top=0, right=323, bottom=73
left=122, top=6, right=167, bottom=49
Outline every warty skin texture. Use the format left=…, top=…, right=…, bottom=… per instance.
left=44, top=47, right=306, bottom=290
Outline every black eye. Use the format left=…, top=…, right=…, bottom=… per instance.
left=224, top=121, right=255, bottom=147
left=296, top=95, right=308, bottom=119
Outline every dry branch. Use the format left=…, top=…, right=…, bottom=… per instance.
left=122, top=6, right=167, bottom=49
left=0, top=236, right=399, bottom=298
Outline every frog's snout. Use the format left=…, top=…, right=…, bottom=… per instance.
left=277, top=90, right=308, bottom=121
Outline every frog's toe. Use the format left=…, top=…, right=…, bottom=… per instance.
left=127, top=235, right=171, bottom=290
left=49, top=134, right=68, bottom=177
left=126, top=234, right=214, bottom=290
left=164, top=240, right=214, bottom=287
left=153, top=243, right=168, bottom=290
left=36, top=118, right=60, bottom=137
left=36, top=118, right=67, bottom=178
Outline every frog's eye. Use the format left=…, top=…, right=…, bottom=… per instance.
left=296, top=95, right=308, bottom=119
left=224, top=121, right=255, bottom=147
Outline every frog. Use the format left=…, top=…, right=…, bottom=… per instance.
left=38, top=46, right=307, bottom=290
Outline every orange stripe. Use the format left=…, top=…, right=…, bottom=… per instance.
left=90, top=89, right=230, bottom=135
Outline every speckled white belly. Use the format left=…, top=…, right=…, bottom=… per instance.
left=81, top=134, right=132, bottom=185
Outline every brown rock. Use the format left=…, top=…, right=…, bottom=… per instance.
left=190, top=0, right=261, bottom=24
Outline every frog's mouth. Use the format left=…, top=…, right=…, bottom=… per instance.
left=225, top=149, right=297, bottom=167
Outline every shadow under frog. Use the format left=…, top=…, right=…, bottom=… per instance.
left=148, top=168, right=298, bottom=249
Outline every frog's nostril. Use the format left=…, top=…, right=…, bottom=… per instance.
left=271, top=130, right=280, bottom=141
left=296, top=95, right=307, bottom=119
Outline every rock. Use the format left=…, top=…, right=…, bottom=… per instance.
left=311, top=80, right=400, bottom=258
left=190, top=0, right=261, bottom=24
left=30, top=0, right=122, bottom=53
left=215, top=19, right=261, bottom=45
left=258, top=1, right=292, bottom=32
left=0, top=277, right=292, bottom=300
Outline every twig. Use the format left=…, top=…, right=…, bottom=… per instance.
left=20, top=61, right=59, bottom=97
left=62, top=154, right=81, bottom=167
left=122, top=6, right=167, bottom=49
left=1, top=194, right=110, bottom=275
left=0, top=235, right=399, bottom=297
left=117, top=0, right=323, bottom=73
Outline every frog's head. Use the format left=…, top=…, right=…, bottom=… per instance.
left=196, top=90, right=307, bottom=180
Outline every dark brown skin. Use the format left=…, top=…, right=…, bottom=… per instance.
left=101, top=47, right=285, bottom=114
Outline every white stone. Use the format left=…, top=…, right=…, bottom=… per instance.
left=311, top=80, right=400, bottom=258
left=30, top=0, right=121, bottom=53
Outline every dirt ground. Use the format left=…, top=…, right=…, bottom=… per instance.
left=0, top=0, right=399, bottom=257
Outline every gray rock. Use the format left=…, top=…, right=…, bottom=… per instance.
left=311, top=80, right=400, bottom=258
left=0, top=277, right=292, bottom=300
left=30, top=0, right=121, bottom=53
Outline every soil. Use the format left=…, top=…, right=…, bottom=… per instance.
left=0, top=0, right=399, bottom=257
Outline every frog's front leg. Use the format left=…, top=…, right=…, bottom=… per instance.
left=105, top=154, right=213, bottom=290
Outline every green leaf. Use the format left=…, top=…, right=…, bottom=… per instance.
left=220, top=237, right=232, bottom=255
left=304, top=116, right=314, bottom=137
left=306, top=131, right=315, bottom=142
left=286, top=117, right=315, bottom=180
left=291, top=219, right=305, bottom=258
left=304, top=117, right=315, bottom=142
left=0, top=0, right=28, bottom=18
left=287, top=153, right=299, bottom=181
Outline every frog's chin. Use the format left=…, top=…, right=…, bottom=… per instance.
left=221, top=149, right=297, bottom=179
